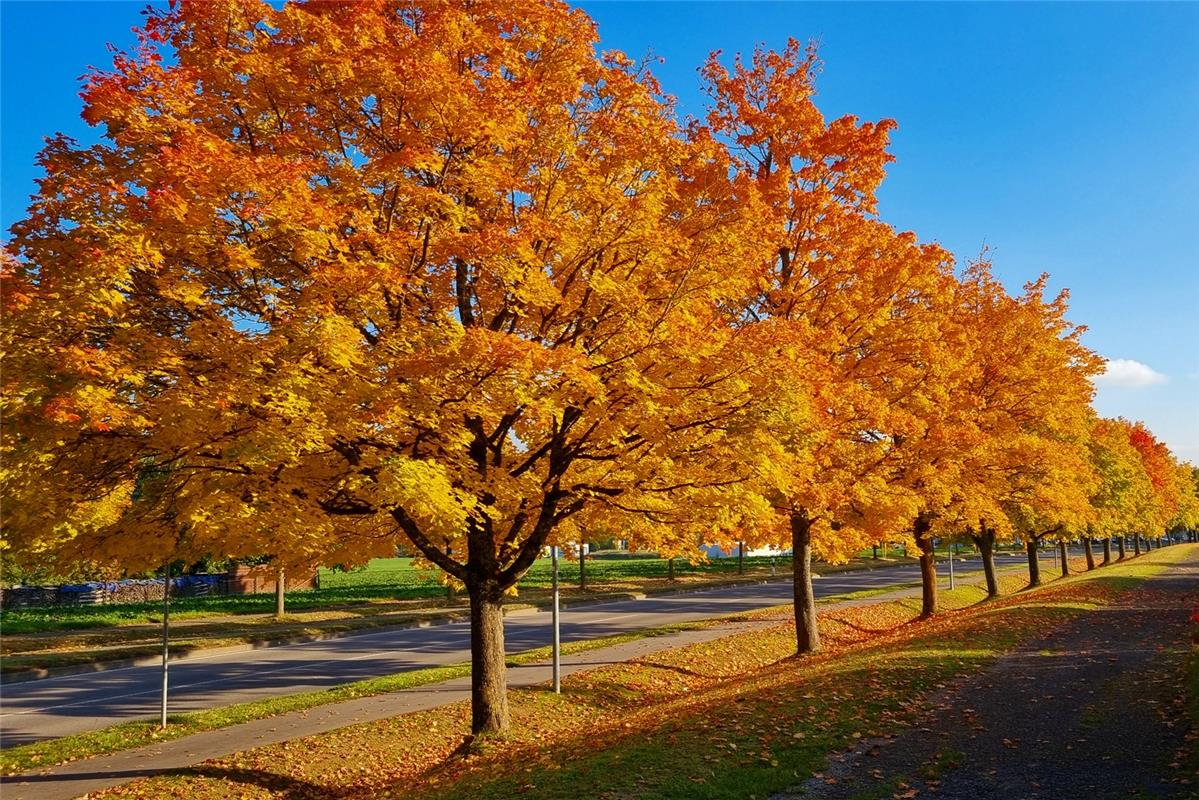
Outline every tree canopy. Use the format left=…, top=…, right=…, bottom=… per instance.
left=2, top=0, right=1192, bottom=734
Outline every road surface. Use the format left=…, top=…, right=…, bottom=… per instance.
left=0, top=553, right=1027, bottom=746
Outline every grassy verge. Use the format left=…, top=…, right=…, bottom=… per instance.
left=81, top=545, right=1195, bottom=800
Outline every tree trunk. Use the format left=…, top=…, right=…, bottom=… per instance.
left=872, top=543, right=879, bottom=560
left=1117, top=536, right=1126, bottom=560
left=1026, top=539, right=1042, bottom=587
left=1058, top=540, right=1070, bottom=577
left=1134, top=534, right=1142, bottom=556
left=1083, top=538, right=1095, bottom=570
left=1102, top=538, right=1112, bottom=564
left=791, top=510, right=820, bottom=654
left=274, top=567, right=285, bottom=618
left=916, top=515, right=936, bottom=617
left=972, top=526, right=999, bottom=598
left=667, top=556, right=675, bottom=581
left=467, top=583, right=509, bottom=735
left=738, top=541, right=744, bottom=574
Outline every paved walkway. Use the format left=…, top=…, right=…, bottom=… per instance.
left=0, top=576, right=961, bottom=800
left=776, top=550, right=1199, bottom=800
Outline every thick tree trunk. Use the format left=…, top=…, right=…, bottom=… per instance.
left=275, top=568, right=285, bottom=618
left=1058, top=540, right=1070, bottom=577
left=916, top=516, right=937, bottom=617
left=1083, top=538, right=1095, bottom=570
left=1102, top=538, right=1112, bottom=564
left=1117, top=536, right=1126, bottom=559
left=972, top=527, right=1000, bottom=598
left=1026, top=539, right=1042, bottom=587
left=667, top=556, right=675, bottom=581
left=1134, top=534, right=1142, bottom=556
left=467, top=584, right=509, bottom=735
left=872, top=543, right=880, bottom=560
left=738, top=541, right=745, bottom=574
left=791, top=510, right=820, bottom=654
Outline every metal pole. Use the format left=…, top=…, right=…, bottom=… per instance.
left=551, top=545, right=560, bottom=694
left=161, top=560, right=170, bottom=729
left=948, top=542, right=955, bottom=590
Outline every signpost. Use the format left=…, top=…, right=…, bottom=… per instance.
left=551, top=545, right=561, bottom=694
left=161, top=562, right=170, bottom=729
left=948, top=542, right=955, bottom=591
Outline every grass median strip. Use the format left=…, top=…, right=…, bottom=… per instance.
left=84, top=547, right=1190, bottom=800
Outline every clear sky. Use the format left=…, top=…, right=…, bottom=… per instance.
left=3, top=1, right=1197, bottom=461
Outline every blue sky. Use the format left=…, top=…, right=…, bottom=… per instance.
left=3, top=1, right=1197, bottom=461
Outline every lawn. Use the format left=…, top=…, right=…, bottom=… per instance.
left=1, top=553, right=799, bottom=636
left=82, top=545, right=1195, bottom=800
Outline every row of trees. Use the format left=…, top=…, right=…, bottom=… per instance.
left=3, top=0, right=1197, bottom=734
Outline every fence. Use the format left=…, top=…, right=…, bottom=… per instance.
left=0, top=574, right=228, bottom=610
left=0, top=569, right=316, bottom=610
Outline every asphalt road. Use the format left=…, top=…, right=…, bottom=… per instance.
left=0, top=553, right=1028, bottom=747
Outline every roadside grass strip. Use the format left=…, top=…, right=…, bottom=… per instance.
left=78, top=545, right=1194, bottom=800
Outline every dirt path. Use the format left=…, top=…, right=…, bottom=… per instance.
left=778, top=553, right=1199, bottom=800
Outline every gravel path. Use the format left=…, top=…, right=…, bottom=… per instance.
left=776, top=552, right=1199, bottom=800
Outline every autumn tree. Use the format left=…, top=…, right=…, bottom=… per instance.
left=1127, top=422, right=1186, bottom=553
left=919, top=258, right=1100, bottom=593
left=1086, top=416, right=1154, bottom=562
left=1169, top=464, right=1199, bottom=542
left=696, top=40, right=958, bottom=647
left=2, top=0, right=759, bottom=735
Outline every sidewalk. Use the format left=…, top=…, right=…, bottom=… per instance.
left=776, top=550, right=1199, bottom=799
left=0, top=582, right=934, bottom=800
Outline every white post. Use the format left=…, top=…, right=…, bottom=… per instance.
left=160, top=561, right=170, bottom=729
left=948, top=542, right=955, bottom=590
left=551, top=545, right=561, bottom=693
